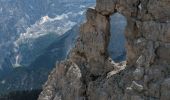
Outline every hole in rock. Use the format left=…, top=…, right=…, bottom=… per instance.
left=108, top=13, right=127, bottom=62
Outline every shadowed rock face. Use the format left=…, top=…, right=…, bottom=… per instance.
left=38, top=0, right=170, bottom=100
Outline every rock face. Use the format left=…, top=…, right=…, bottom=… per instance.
left=38, top=0, right=170, bottom=100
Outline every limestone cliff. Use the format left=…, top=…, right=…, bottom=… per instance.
left=38, top=0, right=170, bottom=100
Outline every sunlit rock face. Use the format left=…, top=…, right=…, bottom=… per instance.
left=39, top=0, right=170, bottom=100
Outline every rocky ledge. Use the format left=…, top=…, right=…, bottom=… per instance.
left=38, top=0, right=170, bottom=100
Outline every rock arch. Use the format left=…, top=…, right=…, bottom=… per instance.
left=38, top=0, right=170, bottom=100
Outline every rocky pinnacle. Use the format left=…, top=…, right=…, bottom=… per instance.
left=38, top=0, right=170, bottom=100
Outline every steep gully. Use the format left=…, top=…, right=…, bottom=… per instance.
left=38, top=0, right=170, bottom=100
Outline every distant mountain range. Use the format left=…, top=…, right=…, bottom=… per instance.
left=0, top=0, right=95, bottom=72
left=0, top=0, right=95, bottom=95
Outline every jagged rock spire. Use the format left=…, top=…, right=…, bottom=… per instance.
left=38, top=0, right=170, bottom=100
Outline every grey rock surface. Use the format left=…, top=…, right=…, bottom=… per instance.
left=38, top=0, right=170, bottom=100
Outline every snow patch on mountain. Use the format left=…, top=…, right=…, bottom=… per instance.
left=15, top=15, right=76, bottom=45
left=1, top=80, right=6, bottom=84
left=13, top=54, right=22, bottom=68
left=12, top=10, right=86, bottom=68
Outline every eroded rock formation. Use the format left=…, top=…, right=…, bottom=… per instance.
left=38, top=0, right=170, bottom=100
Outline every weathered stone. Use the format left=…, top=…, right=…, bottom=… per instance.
left=38, top=0, right=170, bottom=100
left=136, top=55, right=145, bottom=67
left=96, top=0, right=116, bottom=15
left=126, top=41, right=138, bottom=66
left=148, top=83, right=160, bottom=98
left=156, top=45, right=170, bottom=64
left=161, top=78, right=170, bottom=100
left=76, top=8, right=112, bottom=75
left=148, top=66, right=165, bottom=81
left=146, top=0, right=170, bottom=22
left=133, top=67, right=144, bottom=80
left=131, top=95, right=143, bottom=100
left=131, top=81, right=144, bottom=92
left=38, top=61, right=84, bottom=100
left=140, top=21, right=170, bottom=42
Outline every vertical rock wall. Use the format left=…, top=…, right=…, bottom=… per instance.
left=38, top=0, right=170, bottom=100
